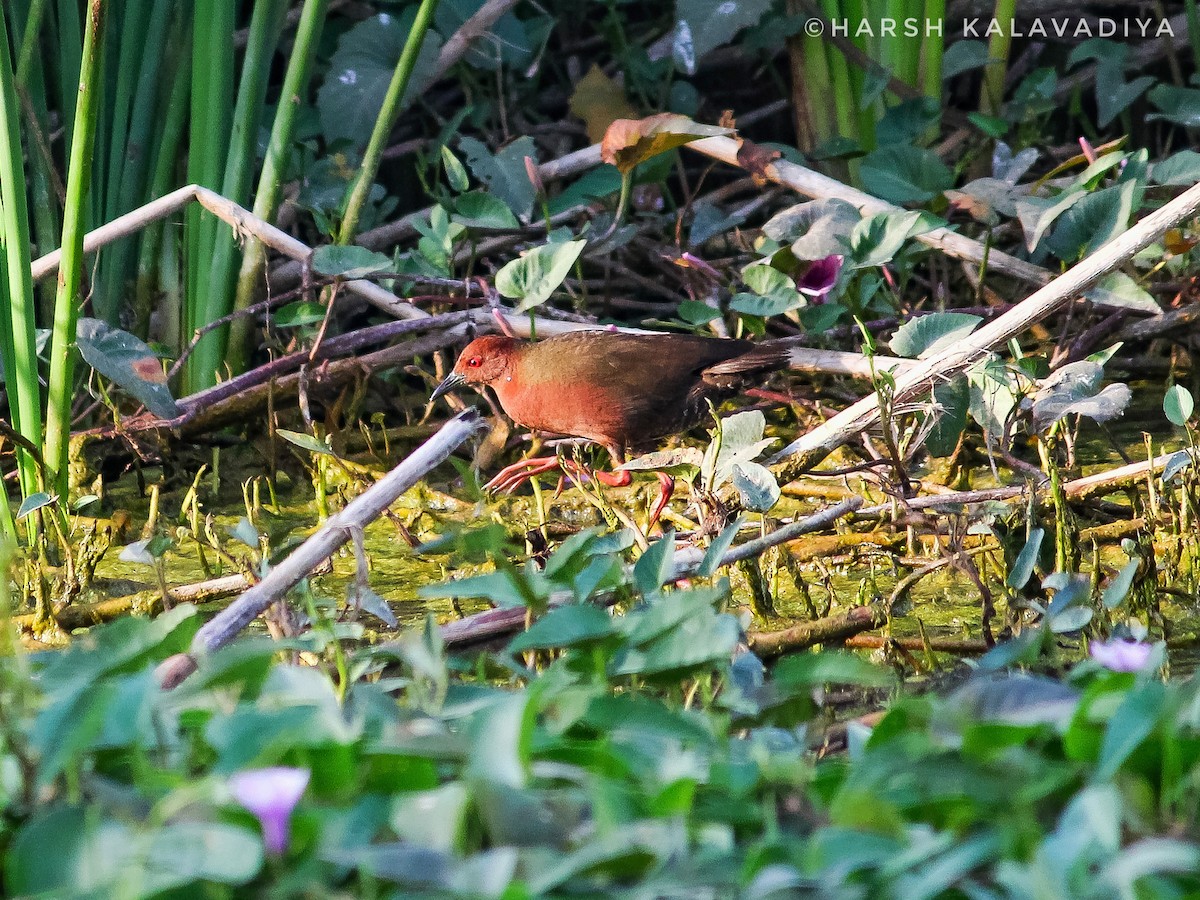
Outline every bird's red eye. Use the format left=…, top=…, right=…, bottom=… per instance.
left=467, top=357, right=482, bottom=367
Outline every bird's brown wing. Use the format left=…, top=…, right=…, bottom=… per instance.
left=525, top=332, right=765, bottom=450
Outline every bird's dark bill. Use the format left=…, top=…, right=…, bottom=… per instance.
left=430, top=372, right=466, bottom=402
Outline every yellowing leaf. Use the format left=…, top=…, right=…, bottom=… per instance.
left=600, top=114, right=734, bottom=174
left=568, top=65, right=637, bottom=143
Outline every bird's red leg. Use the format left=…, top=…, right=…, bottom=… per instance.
left=647, top=473, right=676, bottom=530
left=591, top=469, right=632, bottom=487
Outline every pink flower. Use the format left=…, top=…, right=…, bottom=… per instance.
left=1089, top=639, right=1153, bottom=673
left=228, top=767, right=310, bottom=855
left=798, top=255, right=843, bottom=301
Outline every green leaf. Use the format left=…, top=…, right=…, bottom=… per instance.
left=942, top=40, right=990, bottom=78
left=1096, top=681, right=1165, bottom=780
left=391, top=783, right=470, bottom=852
left=495, top=240, right=586, bottom=311
left=1046, top=181, right=1136, bottom=262
left=730, top=461, right=779, bottom=511
left=1162, top=449, right=1195, bottom=482
left=273, top=301, right=327, bottom=327
left=467, top=693, right=532, bottom=788
left=441, top=144, right=470, bottom=192
left=1147, top=83, right=1200, bottom=128
left=677, top=298, right=720, bottom=324
left=674, top=0, right=772, bottom=66
left=763, top=198, right=860, bottom=260
left=947, top=673, right=1080, bottom=727
left=1164, top=384, right=1194, bottom=427
left=317, top=12, right=443, bottom=147
left=1102, top=558, right=1140, bottom=609
left=633, top=532, right=676, bottom=596
left=859, top=145, right=953, bottom=204
left=451, top=191, right=520, bottom=230
left=1007, top=528, right=1044, bottom=589
left=609, top=606, right=740, bottom=678
left=1152, top=149, right=1200, bottom=186
left=927, top=375, right=969, bottom=457
left=76, top=318, right=179, bottom=419
left=420, top=567, right=544, bottom=609
left=228, top=518, right=259, bottom=549
left=16, top=492, right=54, bottom=519
left=849, top=210, right=940, bottom=269
left=311, top=244, right=394, bottom=278
left=507, top=604, right=616, bottom=652
left=276, top=429, right=339, bottom=457
left=1014, top=190, right=1086, bottom=253
left=458, top=135, right=538, bottom=220
left=1084, top=272, right=1161, bottom=315
left=698, top=516, right=744, bottom=577
left=889, top=312, right=983, bottom=359
left=773, top=651, right=893, bottom=688
left=143, top=822, right=263, bottom=891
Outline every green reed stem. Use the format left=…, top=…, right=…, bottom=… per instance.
left=190, top=0, right=288, bottom=389
left=337, top=0, right=440, bottom=244
left=44, top=0, right=106, bottom=503
left=0, top=7, right=44, bottom=528
left=981, top=0, right=1015, bottom=116
left=183, top=0, right=234, bottom=393
left=230, top=0, right=330, bottom=373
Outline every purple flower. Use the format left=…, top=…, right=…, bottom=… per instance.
left=797, top=255, right=843, bottom=301
left=228, top=767, right=310, bottom=855
left=1089, top=639, right=1153, bottom=673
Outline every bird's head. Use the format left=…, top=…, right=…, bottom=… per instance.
left=431, top=335, right=521, bottom=401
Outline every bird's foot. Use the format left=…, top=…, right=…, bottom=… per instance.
left=485, top=460, right=674, bottom=532
left=484, top=456, right=567, bottom=493
left=486, top=456, right=632, bottom=494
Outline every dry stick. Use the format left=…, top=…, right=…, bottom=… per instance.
left=28, top=182, right=425, bottom=322
left=843, top=633, right=989, bottom=655
left=848, top=450, right=1187, bottom=518
left=429, top=0, right=521, bottom=82
left=765, top=178, right=1200, bottom=479
left=685, top=135, right=1059, bottom=291
left=155, top=409, right=487, bottom=688
left=13, top=573, right=252, bottom=632
left=439, top=498, right=862, bottom=648
left=183, top=325, right=475, bottom=434
left=748, top=606, right=886, bottom=659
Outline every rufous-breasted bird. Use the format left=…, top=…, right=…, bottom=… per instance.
left=430, top=329, right=793, bottom=522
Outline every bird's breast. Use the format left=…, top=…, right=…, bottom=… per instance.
left=491, top=370, right=625, bottom=446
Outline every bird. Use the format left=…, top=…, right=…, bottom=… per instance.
left=430, top=329, right=793, bottom=523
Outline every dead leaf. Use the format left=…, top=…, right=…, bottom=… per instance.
left=736, top=138, right=781, bottom=184
left=568, top=65, right=637, bottom=143
left=600, top=113, right=734, bottom=174
left=1164, top=228, right=1198, bottom=255
left=945, top=189, right=999, bottom=225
